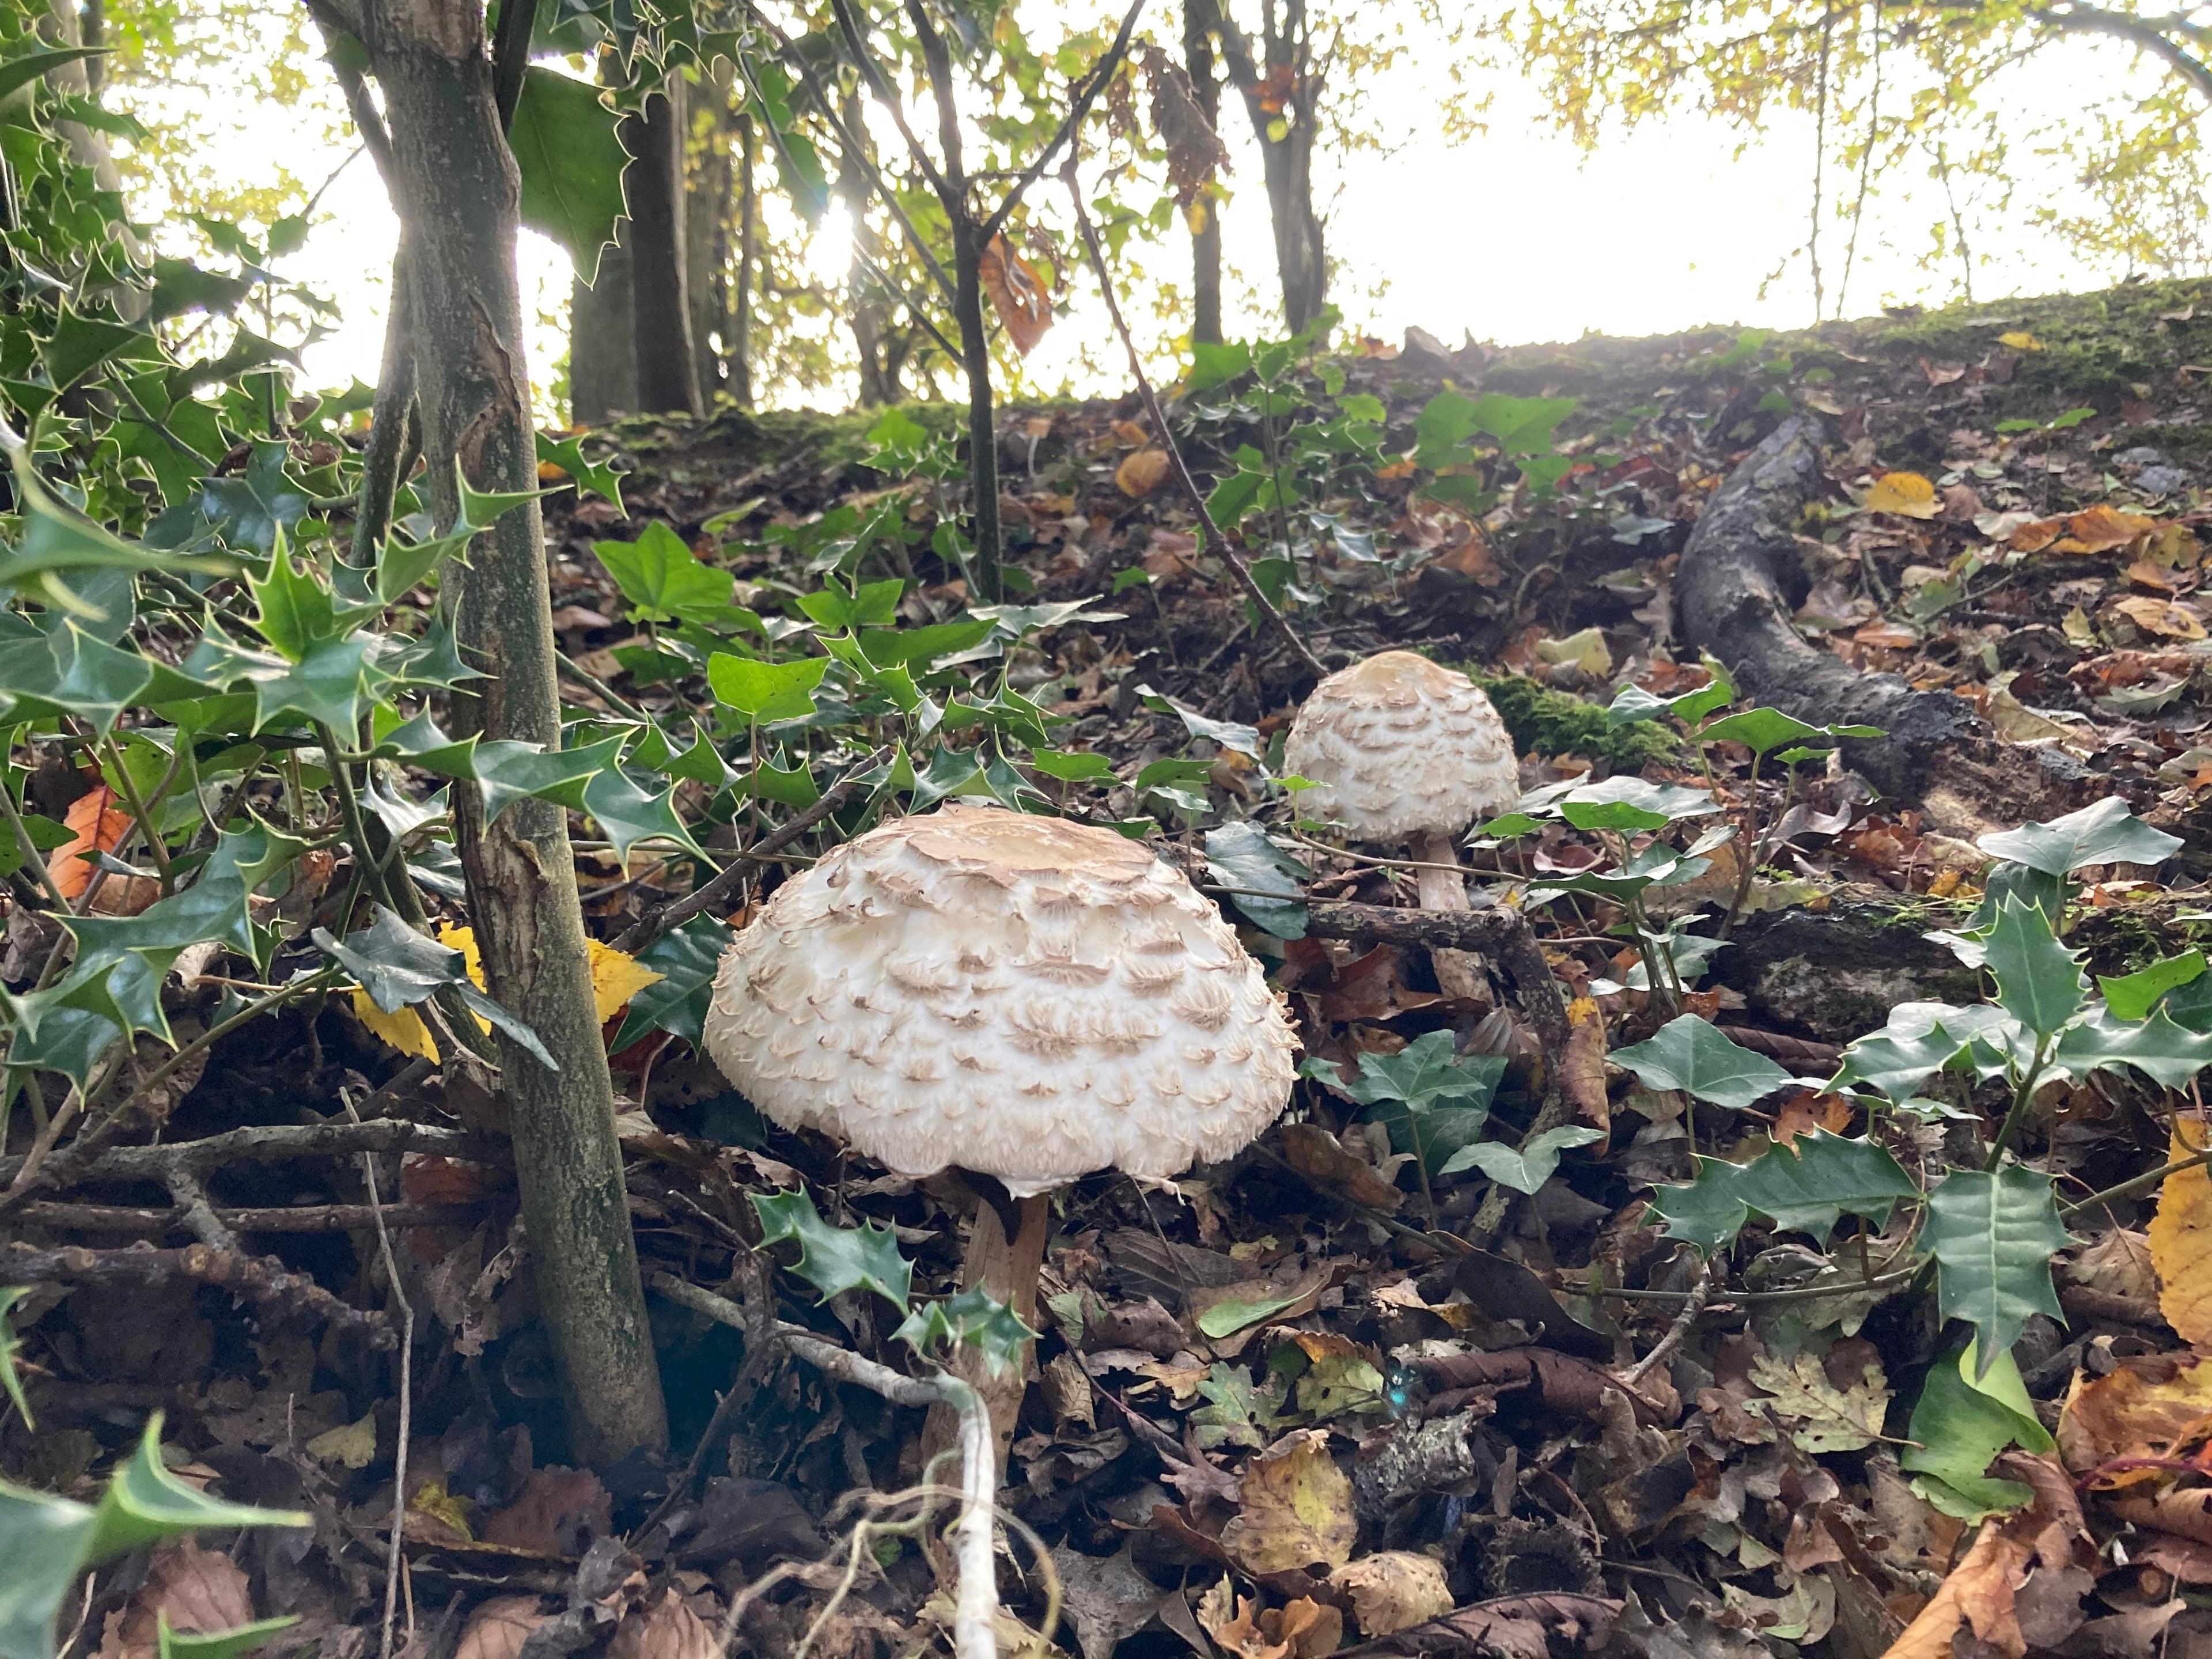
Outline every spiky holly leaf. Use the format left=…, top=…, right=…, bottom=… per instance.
left=893, top=1285, right=1036, bottom=1377
left=2052, top=1005, right=2212, bottom=1090
left=1926, top=1165, right=2069, bottom=1378
left=0, top=1287, right=31, bottom=1429
left=752, top=1189, right=912, bottom=1311
left=1978, top=796, right=2181, bottom=878
left=1831, top=1002, right=2006, bottom=1103
left=536, top=431, right=624, bottom=513
left=1649, top=1130, right=1918, bottom=1252
left=1983, top=896, right=2085, bottom=1039
left=1611, top=1014, right=1794, bottom=1111
left=611, top=915, right=728, bottom=1051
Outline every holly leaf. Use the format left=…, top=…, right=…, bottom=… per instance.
left=752, top=1188, right=912, bottom=1310
left=1730, top=1129, right=1918, bottom=1241
left=1610, top=1014, right=1794, bottom=1110
left=471, top=736, right=622, bottom=824
left=581, top=766, right=703, bottom=862
left=1978, top=796, right=2182, bottom=877
left=311, top=906, right=466, bottom=1012
left=536, top=431, right=624, bottom=512
left=1926, top=1165, right=2069, bottom=1377
left=511, top=66, right=627, bottom=280
left=1830, top=1002, right=2008, bottom=1102
left=1983, top=895, right=2086, bottom=1038
left=2052, top=1004, right=2212, bottom=1090
left=1650, top=1157, right=1755, bottom=1252
left=1437, top=1124, right=1603, bottom=1193
left=893, top=1286, right=1036, bottom=1377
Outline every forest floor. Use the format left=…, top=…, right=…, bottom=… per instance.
left=10, top=275, right=2212, bottom=1659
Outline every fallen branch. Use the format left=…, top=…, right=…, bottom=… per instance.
left=1299, top=900, right=1571, bottom=1055
left=2, top=1240, right=394, bottom=1347
left=0, top=1119, right=489, bottom=1191
left=12, top=1200, right=480, bottom=1234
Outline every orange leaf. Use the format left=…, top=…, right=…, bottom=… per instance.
left=1877, top=1521, right=2032, bottom=1659
left=53, top=783, right=133, bottom=900
left=2058, top=1352, right=2212, bottom=1483
left=2009, top=517, right=2066, bottom=553
left=978, top=234, right=1052, bottom=357
left=2150, top=1124, right=2212, bottom=1344
left=2112, top=595, right=2207, bottom=641
left=2055, top=503, right=2157, bottom=554
left=1116, top=447, right=1172, bottom=499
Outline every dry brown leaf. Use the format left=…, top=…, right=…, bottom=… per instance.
left=480, top=1466, right=613, bottom=1558
left=95, top=1541, right=255, bottom=1659
left=1876, top=1520, right=2032, bottom=1659
left=1219, top=1430, right=1357, bottom=1574
left=2010, top=518, right=2066, bottom=553
left=1774, top=1090, right=1854, bottom=1147
left=2056, top=504, right=2157, bottom=554
left=54, top=783, right=135, bottom=902
left=1139, top=44, right=1230, bottom=205
left=608, top=1589, right=720, bottom=1659
left=1277, top=1122, right=1403, bottom=1214
left=1332, top=1552, right=1454, bottom=1636
left=452, top=1597, right=550, bottom=1659
left=2112, top=595, right=2207, bottom=640
left=979, top=234, right=1052, bottom=356
left=2148, top=1124, right=2212, bottom=1343
left=2059, top=1353, right=2212, bottom=1482
left=1116, top=448, right=1172, bottom=499
left=2108, top=1484, right=2212, bottom=1546
left=1558, top=1001, right=1609, bottom=1137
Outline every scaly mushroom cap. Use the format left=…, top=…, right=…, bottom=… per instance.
left=700, top=803, right=1298, bottom=1196
left=1283, top=650, right=1520, bottom=841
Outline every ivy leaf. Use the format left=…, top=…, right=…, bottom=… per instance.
left=594, top=522, right=737, bottom=626
left=1611, top=1014, right=1794, bottom=1110
left=752, top=1188, right=912, bottom=1311
left=536, top=431, right=624, bottom=513
left=1437, top=1125, right=1603, bottom=1193
left=2051, top=1005, right=2212, bottom=1090
left=1926, top=1165, right=2069, bottom=1377
left=611, top=915, right=728, bottom=1051
left=1205, top=821, right=1308, bottom=939
left=511, top=65, right=627, bottom=280
left=893, top=1286, right=1036, bottom=1377
left=1556, top=775, right=1718, bottom=832
left=1029, top=748, right=1116, bottom=783
left=708, top=654, right=829, bottom=722
left=1900, top=1346, right=2050, bottom=1520
left=2100, top=951, right=2207, bottom=1021
left=1695, top=707, right=1823, bottom=755
left=1978, top=797, right=2182, bottom=877
left=0, top=1287, right=32, bottom=1429
left=1317, top=1030, right=1503, bottom=1115
left=1983, top=895, right=2085, bottom=1039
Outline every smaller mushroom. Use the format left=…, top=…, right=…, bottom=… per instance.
left=1284, top=650, right=1520, bottom=1001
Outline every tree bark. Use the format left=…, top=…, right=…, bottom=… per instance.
left=1217, top=0, right=1324, bottom=331
left=952, top=219, right=1003, bottom=601
left=840, top=90, right=900, bottom=406
left=1184, top=0, right=1224, bottom=344
left=729, top=112, right=756, bottom=407
left=568, top=235, right=637, bottom=427
left=355, top=0, right=667, bottom=1466
left=622, top=79, right=704, bottom=418
left=684, top=62, right=734, bottom=405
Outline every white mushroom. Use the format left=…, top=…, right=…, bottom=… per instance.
left=701, top=801, right=1299, bottom=1331
left=1284, top=650, right=1520, bottom=999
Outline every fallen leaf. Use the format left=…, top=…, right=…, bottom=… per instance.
left=1533, top=626, right=1612, bottom=677
left=2111, top=595, right=2207, bottom=641
left=1116, top=448, right=1172, bottom=499
left=54, top=783, right=134, bottom=901
left=452, top=1597, right=550, bottom=1659
left=1277, top=1122, right=1402, bottom=1214
left=1876, top=1520, right=2032, bottom=1659
left=1851, top=621, right=1920, bottom=650
left=1997, top=331, right=2043, bottom=351
left=480, top=1466, right=612, bottom=1558
left=585, top=938, right=664, bottom=1020
left=1332, top=1552, right=1455, bottom=1636
left=95, top=1541, right=255, bottom=1659
left=352, top=990, right=438, bottom=1060
left=2149, top=1124, right=2212, bottom=1344
left=608, top=1589, right=719, bottom=1659
left=2055, top=505, right=2157, bottom=554
left=305, top=1411, right=378, bottom=1470
left=2058, top=1353, right=2212, bottom=1482
left=1864, top=472, right=1940, bottom=518
left=2010, top=518, right=2067, bottom=553
left=1773, top=1090, right=1853, bottom=1148
left=1751, top=1349, right=1888, bottom=1454
left=1220, top=1429, right=1357, bottom=1574
left=979, top=234, right=1052, bottom=355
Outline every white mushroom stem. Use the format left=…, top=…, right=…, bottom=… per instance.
left=1406, top=828, right=1488, bottom=1005
left=652, top=1275, right=1002, bottom=1659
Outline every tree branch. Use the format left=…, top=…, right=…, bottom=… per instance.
left=829, top=0, right=953, bottom=205
left=490, top=0, right=533, bottom=130
left=976, top=0, right=1147, bottom=245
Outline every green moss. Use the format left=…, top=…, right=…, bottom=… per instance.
left=1464, top=671, right=1680, bottom=767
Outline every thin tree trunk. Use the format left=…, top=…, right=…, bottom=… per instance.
left=684, top=62, right=733, bottom=404
left=730, top=113, right=756, bottom=407
left=1184, top=0, right=1224, bottom=345
left=623, top=79, right=704, bottom=418
left=951, top=219, right=1003, bottom=602
left=354, top=0, right=667, bottom=1467
left=1217, top=0, right=1325, bottom=331
left=569, top=234, right=637, bottom=426
left=839, top=90, right=897, bottom=406
left=79, top=0, right=101, bottom=91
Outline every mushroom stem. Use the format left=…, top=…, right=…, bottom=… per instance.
left=952, top=1185, right=1052, bottom=1465
left=1406, top=828, right=1488, bottom=1005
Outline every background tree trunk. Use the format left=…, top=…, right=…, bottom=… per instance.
left=569, top=233, right=638, bottom=427
left=355, top=0, right=668, bottom=1467
left=1184, top=0, right=1224, bottom=345
left=622, top=78, right=704, bottom=418
left=1217, top=0, right=1325, bottom=331
left=839, top=90, right=900, bottom=405
left=684, top=63, right=735, bottom=406
left=729, top=112, right=756, bottom=406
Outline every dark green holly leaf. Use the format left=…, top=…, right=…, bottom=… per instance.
left=1437, top=1124, right=1603, bottom=1192
left=40, top=306, right=153, bottom=393
left=452, top=982, right=559, bottom=1072
left=372, top=709, right=479, bottom=777
left=511, top=66, right=627, bottom=280
left=1983, top=895, right=2085, bottom=1039
left=536, top=430, right=624, bottom=512
left=2100, top=951, right=2206, bottom=1022
left=2051, top=1005, right=2212, bottom=1090
left=1978, top=797, right=2182, bottom=878
left=247, top=633, right=377, bottom=732
left=1610, top=1014, right=1793, bottom=1110
left=1649, top=1157, right=1754, bottom=1252
left=453, top=459, right=552, bottom=532
left=1205, top=820, right=1308, bottom=939
left=581, top=766, right=702, bottom=862
left=1926, top=1165, right=2068, bottom=1377
left=752, top=1188, right=912, bottom=1310
left=611, top=915, right=728, bottom=1052
left=249, top=540, right=339, bottom=661
left=893, top=1285, right=1036, bottom=1377
left=0, top=431, right=233, bottom=620
left=1729, top=1129, right=1918, bottom=1241
left=857, top=619, right=996, bottom=672
left=471, top=735, right=621, bottom=824
left=375, top=527, right=469, bottom=605
left=1830, top=1002, right=2006, bottom=1101
left=311, top=905, right=465, bottom=1013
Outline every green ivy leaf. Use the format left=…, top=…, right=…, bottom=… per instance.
left=2099, top=951, right=2206, bottom=1021
left=1556, top=775, right=1718, bottom=832
left=752, top=1188, right=912, bottom=1310
left=893, top=1285, right=1037, bottom=1377
left=1696, top=707, right=1820, bottom=755
left=1437, top=1124, right=1604, bottom=1192
left=595, top=522, right=738, bottom=627
left=1028, top=748, right=1116, bottom=783
left=511, top=65, right=627, bottom=280
left=1610, top=1014, right=1794, bottom=1110
left=1978, top=797, right=2183, bottom=878
left=1926, top=1165, right=2069, bottom=1377
left=708, top=653, right=829, bottom=722
left=1205, top=821, right=1308, bottom=940
left=1983, top=895, right=2086, bottom=1039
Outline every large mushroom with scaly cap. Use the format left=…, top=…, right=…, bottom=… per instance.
left=1285, top=650, right=1521, bottom=999
left=700, top=801, right=1298, bottom=1334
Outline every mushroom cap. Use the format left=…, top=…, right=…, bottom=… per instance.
left=1283, top=651, right=1520, bottom=842
left=700, top=803, right=1298, bottom=1196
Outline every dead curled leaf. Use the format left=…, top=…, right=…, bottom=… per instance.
left=1335, top=1594, right=1622, bottom=1659
left=1219, top=1429, right=1357, bottom=1574
left=1331, top=1551, right=1455, bottom=1636
left=2058, top=1351, right=2212, bottom=1480
left=607, top=1588, right=720, bottom=1659
left=1198, top=1581, right=1342, bottom=1659
left=1876, top=1520, right=2034, bottom=1659
left=1116, top=447, right=1172, bottom=499
left=979, top=234, right=1052, bottom=356
left=94, top=1541, right=255, bottom=1659
left=480, top=1465, right=613, bottom=1558
left=452, top=1597, right=550, bottom=1659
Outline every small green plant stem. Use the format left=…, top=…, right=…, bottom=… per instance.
left=1718, top=749, right=1763, bottom=941
left=555, top=647, right=650, bottom=725
left=2062, top=1145, right=2212, bottom=1219
left=1984, top=1036, right=2054, bottom=1170
left=315, top=722, right=407, bottom=918
left=0, top=775, right=74, bottom=916
left=1403, top=1107, right=1440, bottom=1230
left=98, top=734, right=175, bottom=895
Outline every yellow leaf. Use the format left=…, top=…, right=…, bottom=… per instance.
left=2113, top=595, right=2207, bottom=641
left=305, top=1411, right=380, bottom=1470
left=352, top=989, right=439, bottom=1060
left=1115, top=447, right=1172, bottom=499
left=2149, top=1124, right=2212, bottom=1344
left=1863, top=471, right=1940, bottom=518
left=585, top=938, right=663, bottom=1022
left=1997, top=331, right=2043, bottom=351
left=1218, top=1429, right=1355, bottom=1574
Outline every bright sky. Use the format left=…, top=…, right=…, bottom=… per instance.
left=116, top=12, right=2196, bottom=412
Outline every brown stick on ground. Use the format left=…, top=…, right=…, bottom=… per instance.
left=2, top=1241, right=395, bottom=1347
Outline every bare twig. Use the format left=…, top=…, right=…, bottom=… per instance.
left=343, top=1087, right=414, bottom=1659
left=0, top=1118, right=490, bottom=1192
left=13, top=1199, right=479, bottom=1233
left=1620, top=1256, right=1714, bottom=1387
left=2, top=1241, right=395, bottom=1346
left=1061, top=151, right=1325, bottom=681
left=975, top=0, right=1149, bottom=245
